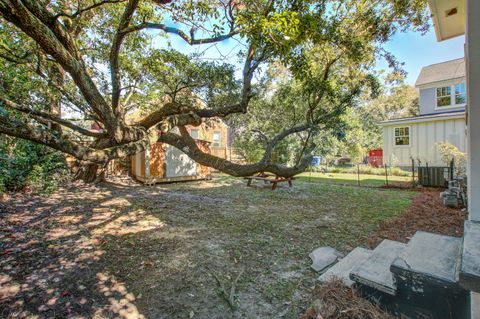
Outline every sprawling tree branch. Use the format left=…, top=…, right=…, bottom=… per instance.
left=0, top=97, right=105, bottom=137
left=122, top=22, right=237, bottom=45
left=157, top=126, right=315, bottom=178
left=110, top=0, right=139, bottom=113
left=54, top=0, right=128, bottom=19
left=0, top=0, right=119, bottom=135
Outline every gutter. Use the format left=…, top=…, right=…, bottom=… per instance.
left=380, top=111, right=465, bottom=126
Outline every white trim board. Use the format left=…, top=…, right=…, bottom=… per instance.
left=380, top=112, right=465, bottom=126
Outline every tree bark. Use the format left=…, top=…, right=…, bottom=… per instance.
left=73, top=162, right=105, bottom=183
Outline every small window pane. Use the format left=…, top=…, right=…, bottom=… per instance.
left=437, top=96, right=451, bottom=107
left=455, top=83, right=467, bottom=105
left=190, top=129, right=199, bottom=139
left=212, top=131, right=221, bottom=147
left=456, top=94, right=466, bottom=105
left=455, top=83, right=465, bottom=94
left=437, top=86, right=452, bottom=107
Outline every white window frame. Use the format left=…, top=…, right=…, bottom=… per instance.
left=454, top=83, right=467, bottom=106
left=189, top=128, right=199, bottom=139
left=434, top=82, right=467, bottom=110
left=393, top=126, right=411, bottom=147
left=212, top=131, right=221, bottom=147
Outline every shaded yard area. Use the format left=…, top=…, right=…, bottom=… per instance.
left=297, top=172, right=411, bottom=187
left=1, top=175, right=417, bottom=318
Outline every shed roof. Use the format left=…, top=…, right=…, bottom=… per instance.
left=415, top=58, right=465, bottom=87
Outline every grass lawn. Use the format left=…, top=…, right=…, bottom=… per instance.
left=297, top=171, right=413, bottom=187
left=0, top=175, right=416, bottom=319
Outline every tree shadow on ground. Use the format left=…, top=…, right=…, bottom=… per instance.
left=0, top=181, right=164, bottom=319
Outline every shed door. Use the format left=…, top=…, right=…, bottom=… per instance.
left=165, top=145, right=197, bottom=178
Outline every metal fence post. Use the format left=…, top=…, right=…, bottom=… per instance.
left=426, top=162, right=430, bottom=186
left=450, top=159, right=455, bottom=180
left=384, top=164, right=389, bottom=186
left=411, top=158, right=415, bottom=188
left=357, top=163, right=360, bottom=186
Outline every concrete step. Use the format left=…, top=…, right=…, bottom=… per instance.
left=309, top=246, right=343, bottom=272
left=350, top=240, right=407, bottom=296
left=391, top=231, right=462, bottom=288
left=390, top=231, right=469, bottom=319
left=460, top=220, right=480, bottom=292
left=318, top=247, right=372, bottom=287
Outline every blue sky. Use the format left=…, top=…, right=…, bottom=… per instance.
left=381, top=30, right=464, bottom=85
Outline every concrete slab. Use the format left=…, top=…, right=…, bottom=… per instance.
left=460, top=220, right=480, bottom=292
left=318, top=247, right=372, bottom=286
left=391, top=231, right=462, bottom=284
left=350, top=240, right=406, bottom=295
left=309, top=246, right=344, bottom=272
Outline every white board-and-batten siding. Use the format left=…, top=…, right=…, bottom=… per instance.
left=382, top=117, right=466, bottom=167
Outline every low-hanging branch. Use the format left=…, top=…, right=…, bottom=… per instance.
left=0, top=97, right=104, bottom=138
left=156, top=125, right=316, bottom=178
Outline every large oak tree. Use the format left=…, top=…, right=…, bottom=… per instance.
left=0, top=0, right=428, bottom=182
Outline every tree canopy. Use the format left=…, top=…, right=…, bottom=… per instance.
left=0, top=0, right=429, bottom=181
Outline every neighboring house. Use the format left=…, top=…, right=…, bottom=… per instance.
left=381, top=58, right=467, bottom=168
left=188, top=120, right=230, bottom=158
left=190, top=120, right=243, bottom=162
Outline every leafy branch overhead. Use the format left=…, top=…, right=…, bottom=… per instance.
left=0, top=0, right=429, bottom=182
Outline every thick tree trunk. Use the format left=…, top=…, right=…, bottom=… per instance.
left=74, top=162, right=105, bottom=183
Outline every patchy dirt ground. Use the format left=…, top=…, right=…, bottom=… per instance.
left=1, top=175, right=417, bottom=319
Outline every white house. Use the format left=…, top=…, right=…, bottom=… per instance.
left=381, top=58, right=467, bottom=168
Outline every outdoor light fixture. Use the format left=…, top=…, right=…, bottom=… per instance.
left=445, top=7, right=458, bottom=17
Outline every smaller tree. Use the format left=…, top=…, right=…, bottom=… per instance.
left=436, top=142, right=466, bottom=177
left=357, top=84, right=419, bottom=150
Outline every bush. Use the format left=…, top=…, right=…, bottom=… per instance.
left=436, top=142, right=466, bottom=178
left=310, top=164, right=410, bottom=177
left=0, top=137, right=70, bottom=195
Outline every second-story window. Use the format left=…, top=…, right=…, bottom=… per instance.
left=455, top=83, right=466, bottom=105
left=435, top=83, right=467, bottom=108
left=436, top=86, right=451, bottom=107
left=212, top=131, right=221, bottom=147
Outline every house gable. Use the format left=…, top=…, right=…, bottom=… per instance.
left=416, top=58, right=466, bottom=115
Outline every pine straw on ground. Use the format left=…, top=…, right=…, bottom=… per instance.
left=367, top=188, right=467, bottom=248
left=299, top=279, right=394, bottom=319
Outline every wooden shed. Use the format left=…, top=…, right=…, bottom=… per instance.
left=131, top=139, right=212, bottom=184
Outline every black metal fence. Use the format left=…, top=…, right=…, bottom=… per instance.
left=308, top=158, right=455, bottom=189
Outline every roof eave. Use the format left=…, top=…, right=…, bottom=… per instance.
left=380, top=112, right=465, bottom=126
left=428, top=1, right=444, bottom=42
left=428, top=0, right=466, bottom=42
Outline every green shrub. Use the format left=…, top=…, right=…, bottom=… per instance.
left=0, top=137, right=70, bottom=195
left=309, top=164, right=410, bottom=177
left=436, top=142, right=466, bottom=177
